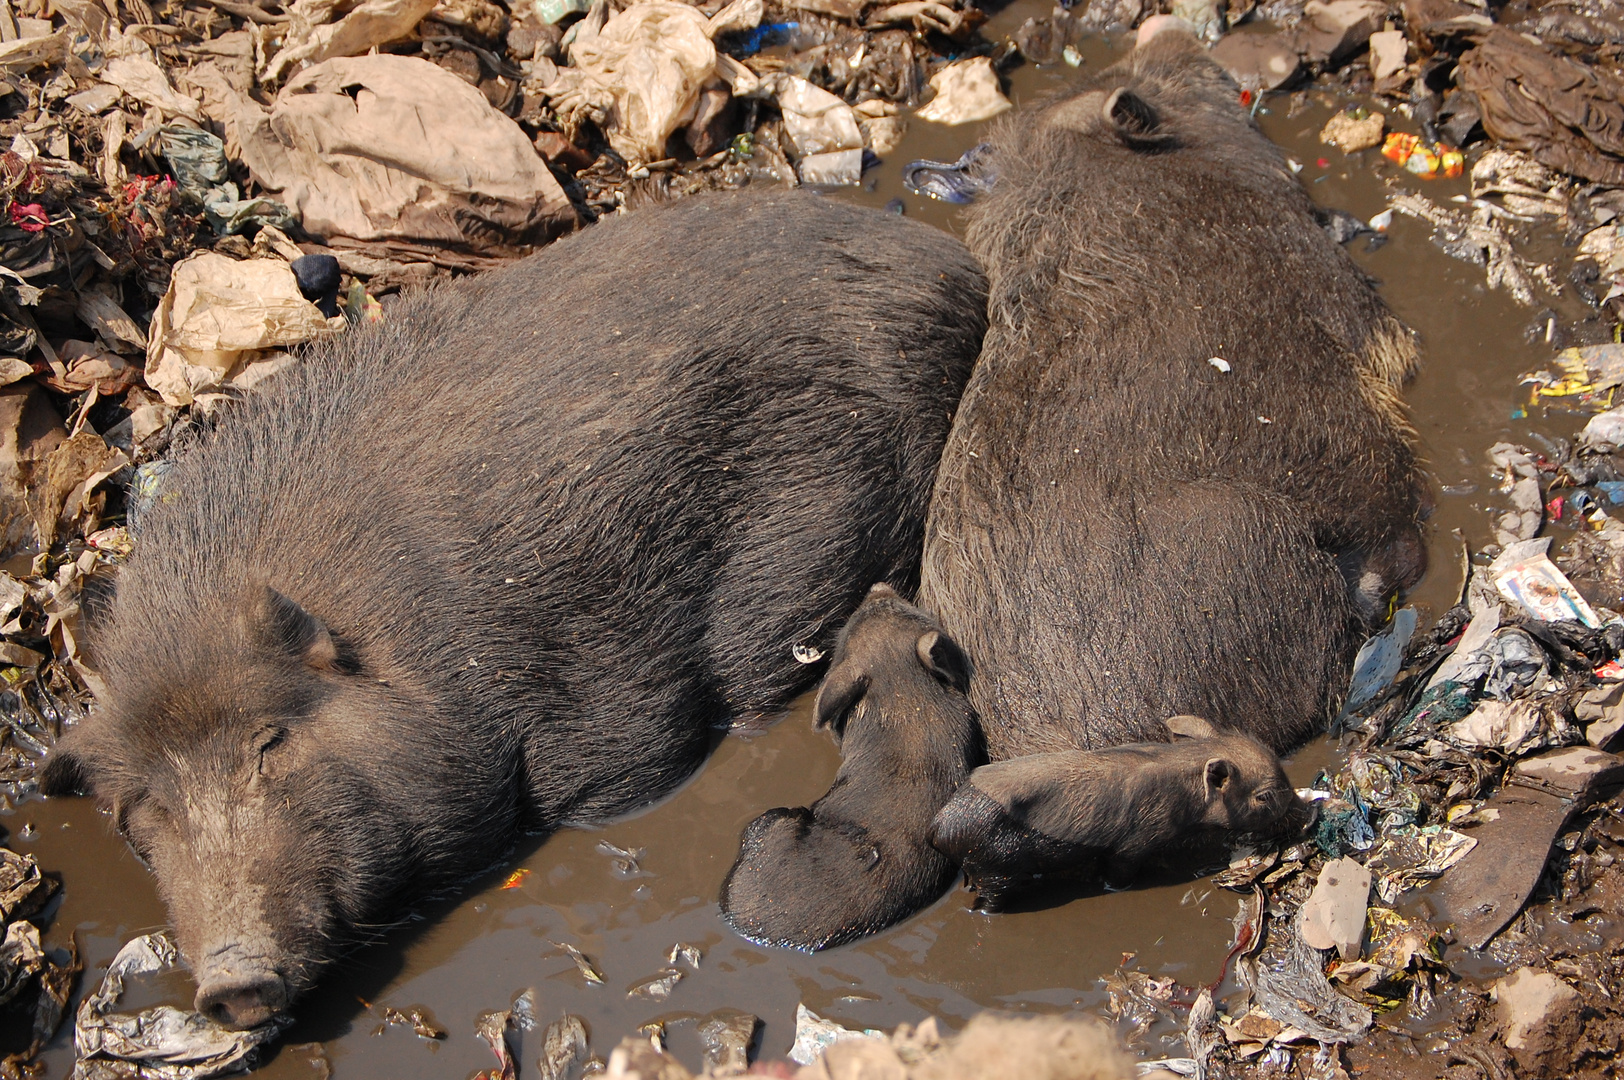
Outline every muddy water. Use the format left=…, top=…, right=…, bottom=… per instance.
left=16, top=9, right=1617, bottom=1078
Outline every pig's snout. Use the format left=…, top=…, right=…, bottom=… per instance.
left=195, top=953, right=288, bottom=1029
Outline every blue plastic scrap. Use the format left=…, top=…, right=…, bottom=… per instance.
left=902, top=144, right=996, bottom=204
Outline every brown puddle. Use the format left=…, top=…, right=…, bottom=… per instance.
left=15, top=6, right=1618, bottom=1078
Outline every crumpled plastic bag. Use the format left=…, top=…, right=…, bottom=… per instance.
left=98, top=57, right=202, bottom=121
left=1447, top=698, right=1548, bottom=753
left=1489, top=441, right=1543, bottom=546
left=550, top=2, right=718, bottom=164
left=1456, top=27, right=1624, bottom=187
left=234, top=55, right=574, bottom=252
left=916, top=57, right=1011, bottom=126
left=1443, top=627, right=1547, bottom=701
left=145, top=252, right=340, bottom=407
left=262, top=0, right=439, bottom=83
left=776, top=75, right=864, bottom=185
left=152, top=125, right=293, bottom=236
left=72, top=933, right=289, bottom=1080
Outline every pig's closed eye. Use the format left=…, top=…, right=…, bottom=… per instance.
left=256, top=728, right=289, bottom=774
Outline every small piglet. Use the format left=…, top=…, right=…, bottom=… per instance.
left=929, top=716, right=1307, bottom=909
left=721, top=585, right=983, bottom=949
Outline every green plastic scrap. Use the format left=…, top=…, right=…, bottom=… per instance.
left=1391, top=680, right=1475, bottom=736
left=155, top=124, right=295, bottom=236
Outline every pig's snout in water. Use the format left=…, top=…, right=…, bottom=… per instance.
left=194, top=949, right=287, bottom=1029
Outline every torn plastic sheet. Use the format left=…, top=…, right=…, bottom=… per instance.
left=1365, top=824, right=1477, bottom=904
left=72, top=933, right=289, bottom=1080
left=787, top=1004, right=882, bottom=1066
left=152, top=125, right=293, bottom=236
left=1252, top=914, right=1373, bottom=1044
left=1342, top=607, right=1417, bottom=716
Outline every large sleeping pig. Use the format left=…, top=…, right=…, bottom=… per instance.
left=919, top=22, right=1428, bottom=761
left=40, top=189, right=987, bottom=1027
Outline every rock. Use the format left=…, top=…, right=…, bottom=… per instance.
left=1493, top=968, right=1583, bottom=1077
left=1210, top=31, right=1300, bottom=90
left=1368, top=28, right=1407, bottom=81
left=1298, top=856, right=1370, bottom=959
left=1296, top=0, right=1388, bottom=62
left=1513, top=746, right=1624, bottom=800
left=1320, top=109, right=1385, bottom=151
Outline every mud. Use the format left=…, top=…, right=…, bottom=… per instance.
left=15, top=6, right=1624, bottom=1078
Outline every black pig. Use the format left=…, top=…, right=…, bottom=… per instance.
left=40, top=190, right=987, bottom=1027
left=721, top=585, right=983, bottom=949
left=918, top=25, right=1428, bottom=763
left=930, top=715, right=1307, bottom=909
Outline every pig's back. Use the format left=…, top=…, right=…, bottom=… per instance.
left=115, top=189, right=988, bottom=826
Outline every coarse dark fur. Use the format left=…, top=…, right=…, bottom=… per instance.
left=720, top=585, right=984, bottom=949
left=918, top=29, right=1428, bottom=759
left=39, top=190, right=987, bottom=1025
left=929, top=715, right=1308, bottom=909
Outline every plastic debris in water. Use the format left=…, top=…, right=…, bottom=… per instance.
left=72, top=933, right=290, bottom=1080
left=594, top=840, right=646, bottom=877
left=1381, top=132, right=1464, bottom=179
left=552, top=942, right=604, bottom=986
left=1369, top=209, right=1394, bottom=231
left=1062, top=45, right=1083, bottom=66
left=500, top=869, right=530, bottom=889
left=538, top=1016, right=589, bottom=1080
left=792, top=643, right=825, bottom=664
left=667, top=942, right=701, bottom=969
left=1342, top=607, right=1418, bottom=717
left=787, top=1004, right=884, bottom=1065
left=902, top=145, right=995, bottom=205
left=627, top=968, right=683, bottom=1000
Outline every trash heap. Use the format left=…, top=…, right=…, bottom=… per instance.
left=0, top=844, right=77, bottom=1080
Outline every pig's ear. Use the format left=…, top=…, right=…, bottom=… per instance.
left=814, top=667, right=869, bottom=736
left=1103, top=88, right=1171, bottom=148
left=916, top=630, right=971, bottom=694
left=1166, top=714, right=1218, bottom=740
left=1202, top=757, right=1234, bottom=802
left=40, top=727, right=92, bottom=795
left=257, top=587, right=343, bottom=673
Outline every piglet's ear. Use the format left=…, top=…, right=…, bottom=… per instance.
left=1203, top=757, right=1234, bottom=802
left=257, top=587, right=342, bottom=673
left=40, top=740, right=90, bottom=795
left=1166, top=714, right=1218, bottom=740
left=1103, top=88, right=1169, bottom=147
left=814, top=666, right=868, bottom=737
left=916, top=630, right=971, bottom=694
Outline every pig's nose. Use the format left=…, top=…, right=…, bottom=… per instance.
left=196, top=970, right=287, bottom=1029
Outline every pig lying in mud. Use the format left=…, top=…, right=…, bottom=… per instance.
left=39, top=190, right=988, bottom=1027
left=721, top=585, right=983, bottom=949
left=930, top=715, right=1309, bottom=909
left=725, top=20, right=1430, bottom=929
left=919, top=30, right=1427, bottom=765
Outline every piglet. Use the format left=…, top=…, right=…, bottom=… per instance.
left=721, top=585, right=984, bottom=949
left=930, top=716, right=1307, bottom=909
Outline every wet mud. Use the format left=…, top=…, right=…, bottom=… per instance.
left=16, top=6, right=1622, bottom=1077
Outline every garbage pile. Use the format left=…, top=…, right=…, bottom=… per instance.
left=0, top=844, right=77, bottom=1079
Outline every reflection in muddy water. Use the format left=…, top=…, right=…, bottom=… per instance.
left=17, top=4, right=1609, bottom=1077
